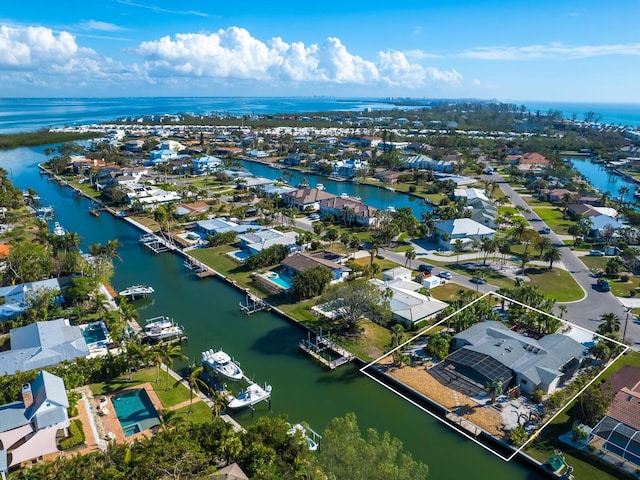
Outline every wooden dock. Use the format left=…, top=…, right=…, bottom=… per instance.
left=445, top=412, right=482, bottom=436
left=299, top=330, right=354, bottom=370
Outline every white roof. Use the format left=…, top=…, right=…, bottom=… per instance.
left=437, top=218, right=496, bottom=236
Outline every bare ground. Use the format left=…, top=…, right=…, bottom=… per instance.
left=378, top=356, right=505, bottom=437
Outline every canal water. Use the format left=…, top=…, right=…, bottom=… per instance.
left=239, top=160, right=433, bottom=218
left=1, top=146, right=542, bottom=479
left=569, top=157, right=638, bottom=202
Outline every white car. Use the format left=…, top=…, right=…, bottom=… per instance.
left=438, top=271, right=452, bottom=280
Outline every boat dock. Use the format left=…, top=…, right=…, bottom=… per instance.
left=445, top=412, right=482, bottom=437
left=184, top=257, right=217, bottom=278
left=299, top=330, right=354, bottom=369
left=239, top=292, right=271, bottom=315
left=139, top=233, right=176, bottom=253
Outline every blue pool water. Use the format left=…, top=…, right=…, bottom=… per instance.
left=229, top=249, right=251, bottom=261
left=267, top=269, right=293, bottom=290
left=82, top=323, right=107, bottom=345
left=112, top=389, right=161, bottom=436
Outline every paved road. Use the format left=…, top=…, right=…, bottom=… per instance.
left=489, top=174, right=639, bottom=348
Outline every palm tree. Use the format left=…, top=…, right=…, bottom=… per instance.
left=404, top=247, right=416, bottom=267
left=558, top=304, right=568, bottom=319
left=543, top=246, right=562, bottom=269
left=103, top=239, right=123, bottom=263
left=162, top=344, right=188, bottom=391
left=159, top=408, right=185, bottom=431
left=124, top=341, right=143, bottom=380
left=390, top=324, right=405, bottom=366
left=186, top=362, right=209, bottom=414
left=534, top=236, right=551, bottom=259
left=520, top=250, right=531, bottom=275
left=63, top=231, right=81, bottom=253
left=369, top=237, right=380, bottom=267
left=211, top=388, right=229, bottom=417
left=453, top=239, right=464, bottom=266
left=597, top=312, right=621, bottom=336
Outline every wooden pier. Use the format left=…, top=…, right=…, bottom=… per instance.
left=184, top=257, right=216, bottom=278
left=239, top=292, right=271, bottom=315
left=445, top=412, right=482, bottom=436
left=299, top=330, right=354, bottom=369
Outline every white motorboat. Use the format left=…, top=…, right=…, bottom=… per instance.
left=385, top=186, right=395, bottom=191
left=287, top=423, right=320, bottom=451
left=316, top=183, right=325, bottom=191
left=119, top=284, right=155, bottom=299
left=52, top=222, right=66, bottom=236
left=140, top=316, right=184, bottom=343
left=36, top=205, right=55, bottom=219
left=386, top=206, right=396, bottom=213
left=202, top=349, right=243, bottom=381
left=227, top=383, right=272, bottom=410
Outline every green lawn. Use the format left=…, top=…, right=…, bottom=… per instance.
left=429, top=283, right=476, bottom=302
left=339, top=319, right=392, bottom=361
left=609, top=276, right=640, bottom=298
left=172, top=401, right=216, bottom=424
left=531, top=207, right=576, bottom=235
left=580, top=256, right=609, bottom=271
left=525, top=267, right=584, bottom=302
left=91, top=367, right=194, bottom=410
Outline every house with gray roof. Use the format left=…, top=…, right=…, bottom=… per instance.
left=369, top=278, right=448, bottom=325
left=237, top=228, right=298, bottom=255
left=0, top=279, right=63, bottom=320
left=448, top=321, right=584, bottom=395
left=280, top=252, right=351, bottom=283
left=435, top=218, right=495, bottom=251
left=0, top=371, right=69, bottom=473
left=0, top=319, right=89, bottom=376
left=195, top=218, right=260, bottom=236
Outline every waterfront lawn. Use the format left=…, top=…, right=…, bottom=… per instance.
left=531, top=207, right=575, bottom=235
left=90, top=367, right=193, bottom=409
left=171, top=402, right=215, bottom=424
left=190, top=246, right=260, bottom=293
left=339, top=319, right=392, bottom=361
left=277, top=299, right=318, bottom=323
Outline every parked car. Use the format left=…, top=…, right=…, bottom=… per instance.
left=438, top=271, right=452, bottom=280
left=470, top=277, right=486, bottom=285
left=539, top=227, right=551, bottom=234
left=418, top=264, right=433, bottom=273
left=596, top=279, right=611, bottom=292
left=589, top=250, right=605, bottom=256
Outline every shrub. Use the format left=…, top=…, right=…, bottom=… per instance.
left=408, top=185, right=417, bottom=193
left=531, top=389, right=544, bottom=404
left=60, top=419, right=85, bottom=450
left=620, top=274, right=630, bottom=282
left=630, top=289, right=636, bottom=297
left=508, top=424, right=528, bottom=446
left=572, top=424, right=588, bottom=442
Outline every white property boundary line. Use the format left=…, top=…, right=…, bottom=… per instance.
left=360, top=291, right=629, bottom=462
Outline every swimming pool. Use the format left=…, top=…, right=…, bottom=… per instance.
left=228, top=249, right=251, bottom=262
left=112, top=389, right=161, bottom=436
left=266, top=269, right=293, bottom=290
left=81, top=322, right=107, bottom=345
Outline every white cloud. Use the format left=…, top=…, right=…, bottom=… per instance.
left=461, top=42, right=640, bottom=60
left=77, top=20, right=125, bottom=32
left=116, top=0, right=211, bottom=17
left=135, top=27, right=461, bottom=88
left=0, top=25, right=135, bottom=90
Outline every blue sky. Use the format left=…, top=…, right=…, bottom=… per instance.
left=1, top=0, right=639, bottom=101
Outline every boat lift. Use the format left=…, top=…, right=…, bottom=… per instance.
left=299, top=329, right=354, bottom=369
left=239, top=292, right=271, bottom=315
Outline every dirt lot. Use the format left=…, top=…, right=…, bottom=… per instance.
left=379, top=356, right=505, bottom=437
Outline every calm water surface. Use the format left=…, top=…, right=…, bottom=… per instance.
left=0, top=146, right=542, bottom=479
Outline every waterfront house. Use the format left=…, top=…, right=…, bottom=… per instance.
left=123, top=139, right=145, bottom=153
left=435, top=218, right=495, bottom=251
left=237, top=228, right=298, bottom=255
left=448, top=321, right=583, bottom=395
left=318, top=197, right=378, bottom=227
left=589, top=215, right=624, bottom=238
left=0, top=371, right=70, bottom=473
left=124, top=183, right=181, bottom=209
left=149, top=149, right=177, bottom=164
left=454, top=188, right=488, bottom=202
left=192, top=155, right=221, bottom=175
left=590, top=366, right=640, bottom=468
left=332, top=158, right=368, bottom=178
left=280, top=252, right=351, bottom=283
left=0, top=278, right=63, bottom=320
left=195, top=218, right=260, bottom=236
left=283, top=188, right=337, bottom=212
left=175, top=201, right=210, bottom=218
left=0, top=319, right=89, bottom=376
left=369, top=278, right=448, bottom=325
left=402, top=154, right=455, bottom=172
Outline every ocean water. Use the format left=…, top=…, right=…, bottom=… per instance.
left=0, top=97, right=407, bottom=134
left=1, top=97, right=639, bottom=134
left=521, top=101, right=640, bottom=127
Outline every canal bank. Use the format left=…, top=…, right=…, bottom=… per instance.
left=2, top=145, right=544, bottom=479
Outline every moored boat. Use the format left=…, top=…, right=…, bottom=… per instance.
left=140, top=316, right=184, bottom=343
left=202, top=349, right=243, bottom=381
left=227, top=383, right=272, bottom=410
left=119, top=284, right=155, bottom=299
left=316, top=183, right=325, bottom=191
left=287, top=423, right=321, bottom=451
left=52, top=222, right=66, bottom=236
